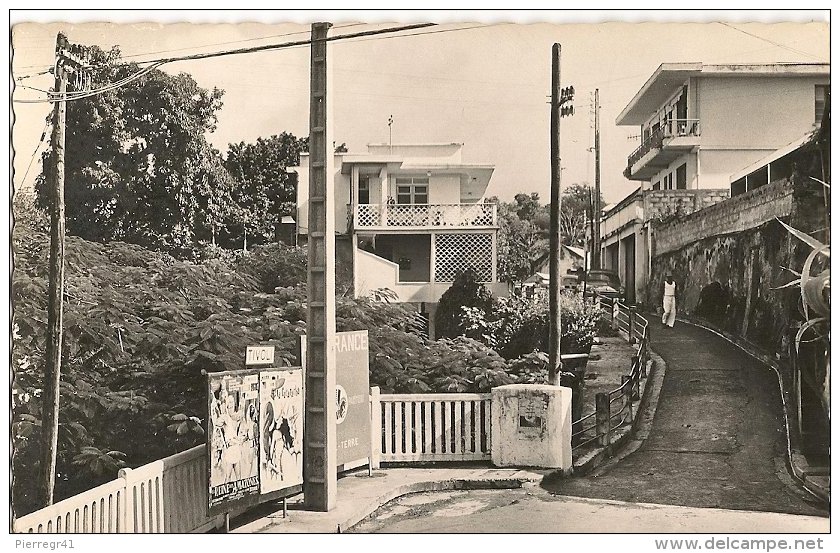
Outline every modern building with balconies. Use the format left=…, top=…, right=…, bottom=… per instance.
left=601, top=62, right=828, bottom=306
left=618, top=62, right=829, bottom=193
left=294, top=143, right=506, bottom=336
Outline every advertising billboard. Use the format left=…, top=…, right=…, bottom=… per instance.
left=259, top=369, right=304, bottom=494
left=334, top=330, right=371, bottom=467
left=207, top=371, right=261, bottom=515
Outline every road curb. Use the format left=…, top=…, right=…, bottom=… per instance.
left=569, top=350, right=666, bottom=475
left=338, top=475, right=538, bottom=533
left=235, top=472, right=541, bottom=534
left=675, top=315, right=829, bottom=505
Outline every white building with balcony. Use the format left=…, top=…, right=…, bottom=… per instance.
left=601, top=62, right=828, bottom=305
left=294, top=143, right=506, bottom=336
left=618, top=62, right=829, bottom=193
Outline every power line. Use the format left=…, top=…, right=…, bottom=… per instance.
left=717, top=22, right=827, bottom=61
left=129, top=22, right=437, bottom=65
left=19, top=118, right=51, bottom=187
left=118, top=22, right=367, bottom=61
left=12, top=22, right=369, bottom=74
left=14, top=62, right=164, bottom=103
left=13, top=23, right=439, bottom=103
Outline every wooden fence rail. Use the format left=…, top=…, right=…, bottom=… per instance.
left=14, top=445, right=222, bottom=534
left=376, top=393, right=492, bottom=462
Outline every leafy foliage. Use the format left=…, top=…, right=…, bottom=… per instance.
left=774, top=217, right=830, bottom=417
left=434, top=269, right=494, bottom=339
left=222, top=133, right=308, bottom=248
left=444, top=289, right=600, bottom=360
left=35, top=45, right=232, bottom=257
left=11, top=220, right=520, bottom=514
left=494, top=185, right=602, bottom=283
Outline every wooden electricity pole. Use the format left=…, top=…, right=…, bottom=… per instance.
left=39, top=32, right=68, bottom=507
left=593, top=88, right=602, bottom=270
left=304, top=22, right=337, bottom=511
left=549, top=44, right=563, bottom=385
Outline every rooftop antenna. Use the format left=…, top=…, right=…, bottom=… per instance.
left=388, top=114, right=394, bottom=153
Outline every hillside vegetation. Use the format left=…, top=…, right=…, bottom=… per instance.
left=11, top=223, right=515, bottom=514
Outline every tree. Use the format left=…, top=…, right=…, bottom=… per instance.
left=494, top=194, right=549, bottom=283
left=222, top=133, right=308, bottom=248
left=34, top=45, right=233, bottom=257
left=497, top=202, right=546, bottom=283
left=560, top=183, right=603, bottom=247
left=434, top=269, right=494, bottom=339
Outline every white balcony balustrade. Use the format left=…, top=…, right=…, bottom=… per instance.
left=353, top=203, right=497, bottom=230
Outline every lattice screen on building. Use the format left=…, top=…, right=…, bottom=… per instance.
left=434, top=233, right=493, bottom=282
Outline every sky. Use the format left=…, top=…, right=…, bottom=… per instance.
left=9, top=10, right=830, bottom=206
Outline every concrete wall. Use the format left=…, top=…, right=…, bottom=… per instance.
left=355, top=249, right=401, bottom=297
left=653, top=179, right=795, bottom=255
left=368, top=143, right=463, bottom=163
left=644, top=188, right=731, bottom=223
left=648, top=176, right=825, bottom=357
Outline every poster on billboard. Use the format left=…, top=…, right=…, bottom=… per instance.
left=259, top=369, right=304, bottom=494
left=300, top=330, right=371, bottom=469
left=207, top=370, right=261, bottom=516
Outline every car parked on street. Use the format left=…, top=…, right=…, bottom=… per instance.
left=581, top=269, right=623, bottom=301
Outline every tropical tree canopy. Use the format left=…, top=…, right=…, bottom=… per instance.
left=35, top=45, right=231, bottom=257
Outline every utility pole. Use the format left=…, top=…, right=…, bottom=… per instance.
left=549, top=44, right=575, bottom=385
left=593, top=88, right=602, bottom=270
left=304, top=22, right=337, bottom=512
left=39, top=32, right=68, bottom=507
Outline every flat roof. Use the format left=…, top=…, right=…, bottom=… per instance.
left=617, top=62, right=830, bottom=126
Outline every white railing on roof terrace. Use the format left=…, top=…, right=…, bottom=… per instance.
left=353, top=203, right=497, bottom=230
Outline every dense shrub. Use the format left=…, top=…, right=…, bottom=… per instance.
left=12, top=223, right=542, bottom=515
left=448, top=290, right=601, bottom=360
left=434, top=269, right=493, bottom=339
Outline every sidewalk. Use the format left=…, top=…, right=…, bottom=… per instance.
left=231, top=466, right=545, bottom=533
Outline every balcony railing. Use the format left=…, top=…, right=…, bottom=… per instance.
left=663, top=118, right=701, bottom=139
left=625, top=118, right=701, bottom=175
left=352, top=203, right=498, bottom=229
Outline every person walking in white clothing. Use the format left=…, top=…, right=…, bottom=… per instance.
left=662, top=274, right=677, bottom=328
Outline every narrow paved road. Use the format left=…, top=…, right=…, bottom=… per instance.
left=543, top=321, right=826, bottom=516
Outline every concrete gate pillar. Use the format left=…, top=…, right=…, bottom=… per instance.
left=491, top=384, right=572, bottom=472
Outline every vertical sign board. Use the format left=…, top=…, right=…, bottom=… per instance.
left=259, top=369, right=304, bottom=494
left=300, top=330, right=371, bottom=468
left=334, top=330, right=371, bottom=467
left=207, top=371, right=261, bottom=516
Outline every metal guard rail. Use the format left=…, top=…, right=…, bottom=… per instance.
left=572, top=294, right=650, bottom=451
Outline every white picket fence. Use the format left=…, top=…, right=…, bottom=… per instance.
left=14, top=445, right=224, bottom=534
left=14, top=391, right=490, bottom=533
left=375, top=390, right=492, bottom=462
